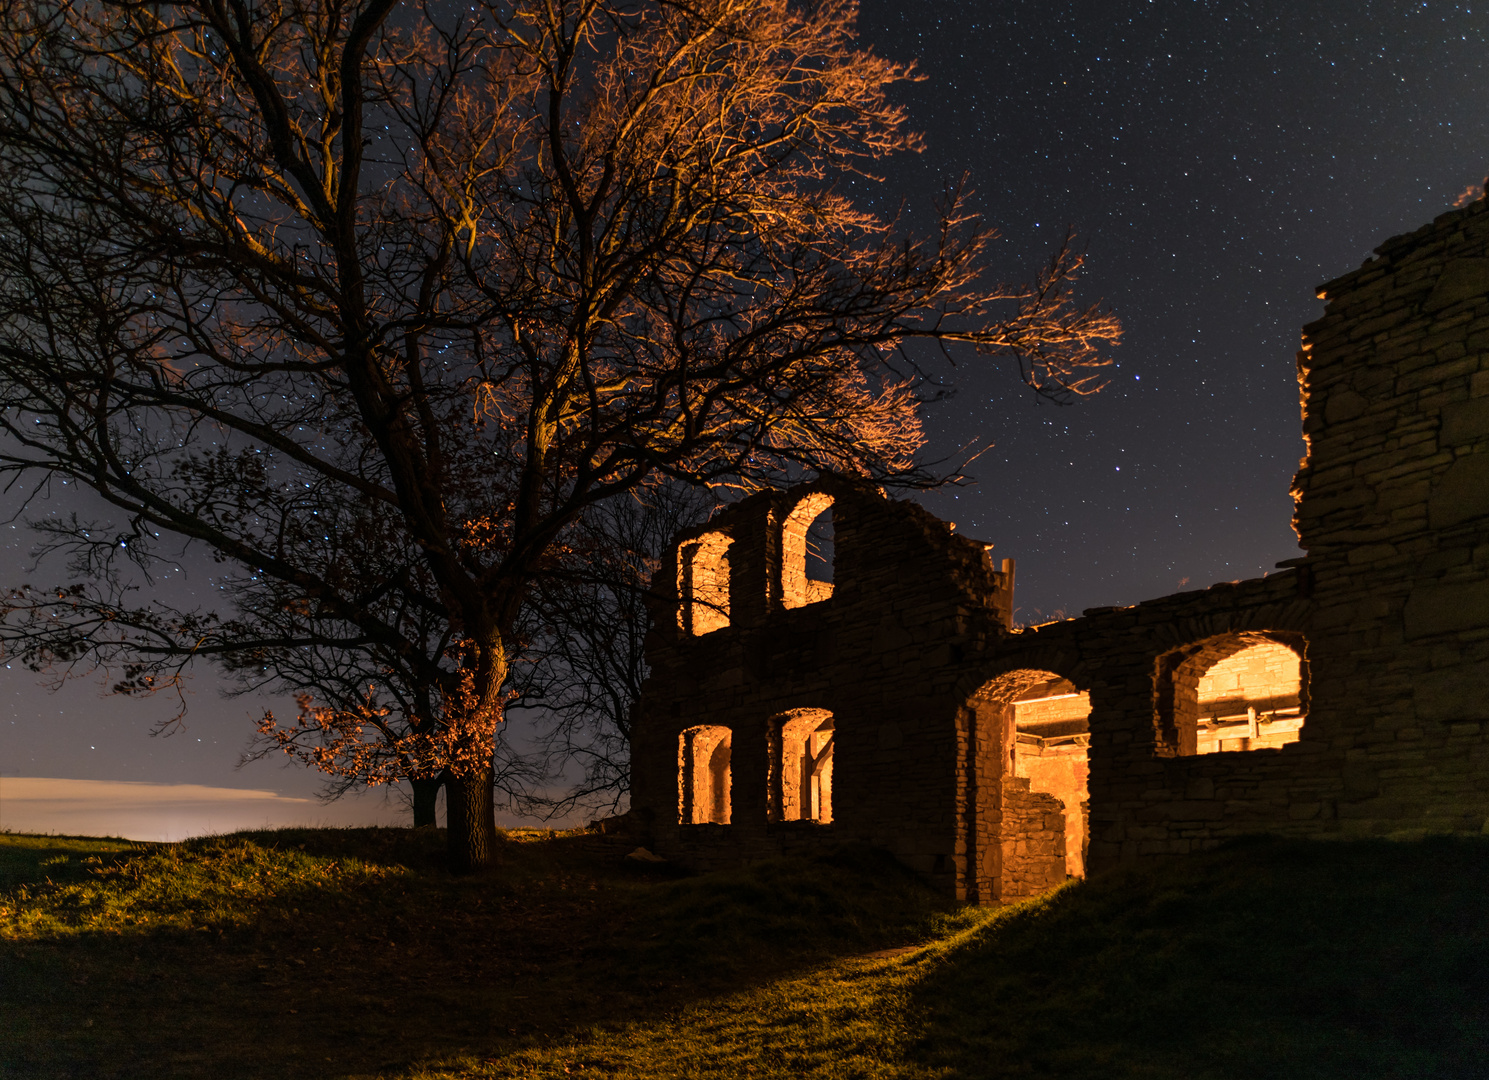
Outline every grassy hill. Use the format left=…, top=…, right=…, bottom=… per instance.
left=2, top=827, right=1486, bottom=1079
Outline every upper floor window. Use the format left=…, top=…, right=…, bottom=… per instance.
left=782, top=494, right=834, bottom=609
left=678, top=532, right=733, bottom=635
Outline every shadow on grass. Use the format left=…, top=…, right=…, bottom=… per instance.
left=903, top=835, right=1489, bottom=1079
left=10, top=830, right=1487, bottom=1080
left=0, top=829, right=949, bottom=1080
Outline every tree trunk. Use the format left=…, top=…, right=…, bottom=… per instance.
left=410, top=775, right=443, bottom=828
left=445, top=764, right=499, bottom=873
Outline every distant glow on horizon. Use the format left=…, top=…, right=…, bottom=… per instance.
left=0, top=777, right=403, bottom=841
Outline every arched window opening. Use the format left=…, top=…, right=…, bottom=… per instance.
left=1195, top=641, right=1304, bottom=754
left=1154, top=632, right=1307, bottom=756
left=678, top=725, right=731, bottom=824
left=768, top=709, right=834, bottom=823
left=678, top=532, right=733, bottom=635
left=782, top=494, right=834, bottom=609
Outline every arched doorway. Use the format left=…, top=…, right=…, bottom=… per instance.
left=781, top=494, right=834, bottom=609
left=971, top=669, right=1091, bottom=900
left=1011, top=675, right=1091, bottom=878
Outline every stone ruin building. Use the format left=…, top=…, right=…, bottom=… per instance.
left=627, top=197, right=1489, bottom=902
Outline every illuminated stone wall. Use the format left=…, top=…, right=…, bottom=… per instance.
left=629, top=476, right=1019, bottom=901
left=999, top=778, right=1068, bottom=899
left=1195, top=642, right=1303, bottom=753
left=1011, top=686, right=1090, bottom=877
left=1197, top=642, right=1299, bottom=710
left=629, top=197, right=1489, bottom=899
left=678, top=725, right=732, bottom=825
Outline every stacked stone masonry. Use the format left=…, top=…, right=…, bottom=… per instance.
left=629, top=199, right=1489, bottom=901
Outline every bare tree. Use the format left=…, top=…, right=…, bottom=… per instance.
left=3, top=480, right=699, bottom=827
left=246, top=480, right=709, bottom=825
left=2, top=499, right=483, bottom=825
left=0, top=0, right=1118, bottom=871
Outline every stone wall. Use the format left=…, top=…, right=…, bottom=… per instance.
left=629, top=198, right=1489, bottom=900
left=991, top=572, right=1319, bottom=870
left=999, top=778, right=1069, bottom=900
left=1015, top=742, right=1088, bottom=876
left=628, top=477, right=1018, bottom=900
left=1292, top=193, right=1489, bottom=837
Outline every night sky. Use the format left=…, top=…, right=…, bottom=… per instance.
left=868, top=0, right=1489, bottom=620
left=3, top=0, right=1488, bottom=831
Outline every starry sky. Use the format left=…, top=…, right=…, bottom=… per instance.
left=864, top=0, right=1489, bottom=619
left=3, top=0, right=1488, bottom=830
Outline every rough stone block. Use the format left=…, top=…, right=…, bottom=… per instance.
left=1376, top=480, right=1431, bottom=513
left=1442, top=397, right=1489, bottom=447
left=1186, top=777, right=1215, bottom=800
left=1404, top=577, right=1489, bottom=639
left=1341, top=759, right=1382, bottom=801
left=1414, top=660, right=1489, bottom=722
left=1158, top=800, right=1226, bottom=821
left=1424, top=258, right=1489, bottom=312
left=1326, top=388, right=1368, bottom=423
left=1348, top=543, right=1399, bottom=565
left=1429, top=454, right=1489, bottom=529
